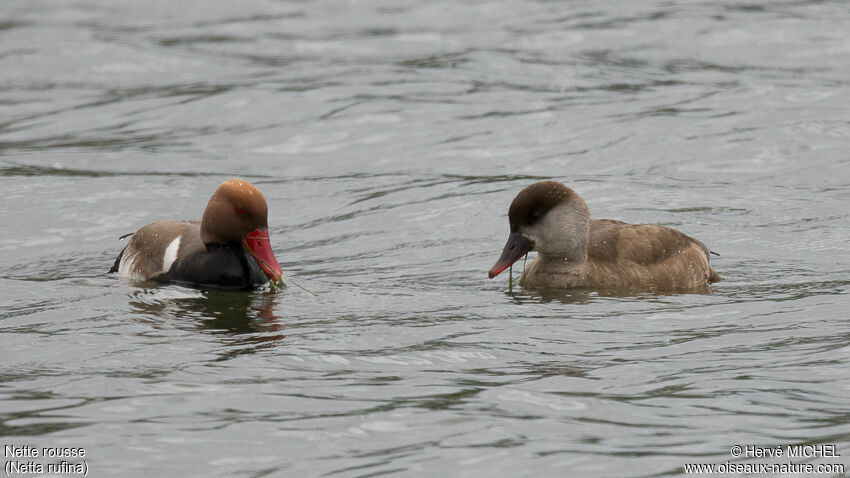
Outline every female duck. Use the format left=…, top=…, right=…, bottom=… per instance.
left=489, top=181, right=720, bottom=291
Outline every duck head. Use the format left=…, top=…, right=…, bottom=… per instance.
left=488, top=181, right=591, bottom=278
left=200, top=179, right=283, bottom=282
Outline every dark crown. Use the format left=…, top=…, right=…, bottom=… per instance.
left=508, top=181, right=577, bottom=231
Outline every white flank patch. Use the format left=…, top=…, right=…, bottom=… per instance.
left=162, top=237, right=181, bottom=273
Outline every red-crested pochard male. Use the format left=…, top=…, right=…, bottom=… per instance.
left=488, top=181, right=720, bottom=291
left=109, top=179, right=283, bottom=290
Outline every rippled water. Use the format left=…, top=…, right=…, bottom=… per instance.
left=2, top=0, right=850, bottom=476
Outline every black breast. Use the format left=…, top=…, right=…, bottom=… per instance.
left=157, top=244, right=268, bottom=290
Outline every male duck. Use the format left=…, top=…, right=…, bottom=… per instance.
left=110, top=179, right=283, bottom=290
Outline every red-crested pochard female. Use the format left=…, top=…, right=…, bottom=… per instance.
left=489, top=181, right=720, bottom=291
left=109, top=179, right=283, bottom=290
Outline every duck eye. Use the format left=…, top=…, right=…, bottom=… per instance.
left=236, top=208, right=245, bottom=216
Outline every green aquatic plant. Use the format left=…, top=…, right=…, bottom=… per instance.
left=269, top=279, right=286, bottom=291
left=507, top=253, right=528, bottom=293
left=270, top=274, right=317, bottom=295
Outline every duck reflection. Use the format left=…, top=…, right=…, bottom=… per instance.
left=505, top=288, right=594, bottom=305
left=505, top=284, right=711, bottom=304
left=129, top=287, right=285, bottom=343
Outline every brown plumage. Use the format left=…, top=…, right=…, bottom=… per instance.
left=489, top=181, right=720, bottom=292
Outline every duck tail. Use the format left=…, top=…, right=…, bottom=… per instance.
left=708, top=268, right=721, bottom=283
left=109, top=246, right=126, bottom=273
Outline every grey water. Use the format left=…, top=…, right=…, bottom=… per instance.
left=2, top=0, right=850, bottom=476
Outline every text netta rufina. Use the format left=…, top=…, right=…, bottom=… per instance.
left=488, top=181, right=720, bottom=291
left=109, top=179, right=283, bottom=290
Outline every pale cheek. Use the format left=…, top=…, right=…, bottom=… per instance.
left=521, top=229, right=541, bottom=251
